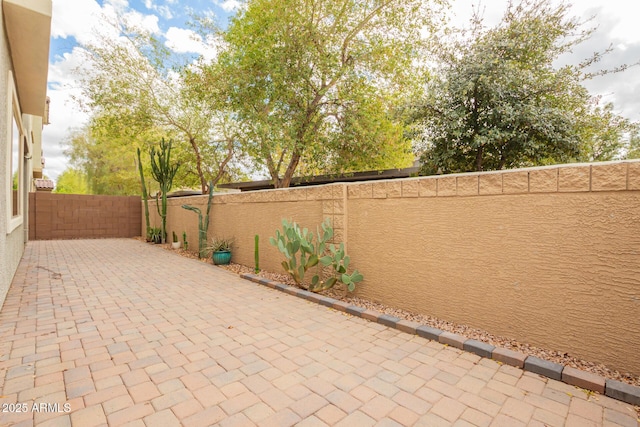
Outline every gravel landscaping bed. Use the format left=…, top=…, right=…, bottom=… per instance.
left=153, top=240, right=640, bottom=416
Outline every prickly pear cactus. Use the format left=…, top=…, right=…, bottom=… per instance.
left=270, top=218, right=363, bottom=293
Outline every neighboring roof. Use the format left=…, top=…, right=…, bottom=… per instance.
left=34, top=178, right=54, bottom=191
left=218, top=167, right=421, bottom=192
left=3, top=0, right=52, bottom=116
left=166, top=190, right=202, bottom=198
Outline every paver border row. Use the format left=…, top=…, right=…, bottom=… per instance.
left=239, top=273, right=640, bottom=407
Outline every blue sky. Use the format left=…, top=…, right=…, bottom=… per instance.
left=43, top=0, right=640, bottom=182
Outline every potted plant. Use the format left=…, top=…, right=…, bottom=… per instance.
left=171, top=231, right=181, bottom=249
left=205, top=237, right=234, bottom=265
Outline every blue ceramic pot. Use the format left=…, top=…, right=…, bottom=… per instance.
left=212, top=250, right=232, bottom=265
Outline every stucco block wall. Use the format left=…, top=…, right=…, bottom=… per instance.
left=148, top=161, right=640, bottom=376
left=149, top=186, right=339, bottom=273
left=348, top=162, right=640, bottom=376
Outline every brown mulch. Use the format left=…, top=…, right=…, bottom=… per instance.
left=146, top=238, right=640, bottom=416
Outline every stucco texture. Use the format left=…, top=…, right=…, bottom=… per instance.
left=347, top=190, right=640, bottom=375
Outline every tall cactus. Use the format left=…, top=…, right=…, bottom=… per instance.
left=150, top=139, right=179, bottom=244
left=254, top=235, right=260, bottom=273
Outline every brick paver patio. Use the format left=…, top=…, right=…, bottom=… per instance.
left=0, top=239, right=638, bottom=426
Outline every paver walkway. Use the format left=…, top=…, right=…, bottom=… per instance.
left=0, top=239, right=638, bottom=427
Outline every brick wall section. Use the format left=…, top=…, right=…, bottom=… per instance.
left=30, top=192, right=141, bottom=240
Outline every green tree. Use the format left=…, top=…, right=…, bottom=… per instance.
left=210, top=0, right=440, bottom=187
left=63, top=125, right=148, bottom=195
left=53, top=168, right=89, bottom=194
left=624, top=125, right=640, bottom=159
left=75, top=16, right=238, bottom=193
left=413, top=0, right=635, bottom=174
left=576, top=102, right=637, bottom=162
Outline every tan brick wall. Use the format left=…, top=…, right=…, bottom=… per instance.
left=149, top=160, right=640, bottom=376
left=31, top=193, right=141, bottom=240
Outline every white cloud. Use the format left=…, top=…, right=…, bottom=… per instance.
left=165, top=27, right=220, bottom=61
left=155, top=6, right=174, bottom=20
left=120, top=10, right=161, bottom=34
left=51, top=0, right=103, bottom=44
left=165, top=27, right=200, bottom=51
left=143, top=0, right=174, bottom=20
left=569, top=1, right=640, bottom=44
left=217, top=0, right=245, bottom=12
left=43, top=45, right=95, bottom=182
left=49, top=48, right=87, bottom=88
left=51, top=0, right=160, bottom=46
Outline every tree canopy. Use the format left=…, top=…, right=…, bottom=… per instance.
left=412, top=0, right=636, bottom=174
left=63, top=125, right=144, bottom=195
left=65, top=0, right=639, bottom=192
left=208, top=0, right=442, bottom=187
left=53, top=168, right=89, bottom=195
left=74, top=17, right=241, bottom=193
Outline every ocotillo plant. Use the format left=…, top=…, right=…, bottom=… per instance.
left=136, top=148, right=150, bottom=240
left=150, top=139, right=179, bottom=244
left=182, top=180, right=214, bottom=258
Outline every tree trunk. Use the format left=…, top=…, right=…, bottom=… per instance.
left=475, top=145, right=484, bottom=171
left=189, top=137, right=207, bottom=193
left=279, top=151, right=302, bottom=188
left=498, top=150, right=507, bottom=170
left=210, top=139, right=235, bottom=187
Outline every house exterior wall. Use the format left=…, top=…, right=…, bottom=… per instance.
left=150, top=161, right=640, bottom=376
left=0, top=0, right=51, bottom=309
left=0, top=5, right=22, bottom=310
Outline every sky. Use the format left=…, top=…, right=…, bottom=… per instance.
left=43, top=0, right=640, bottom=183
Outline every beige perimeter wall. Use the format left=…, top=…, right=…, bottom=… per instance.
left=149, top=161, right=640, bottom=376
